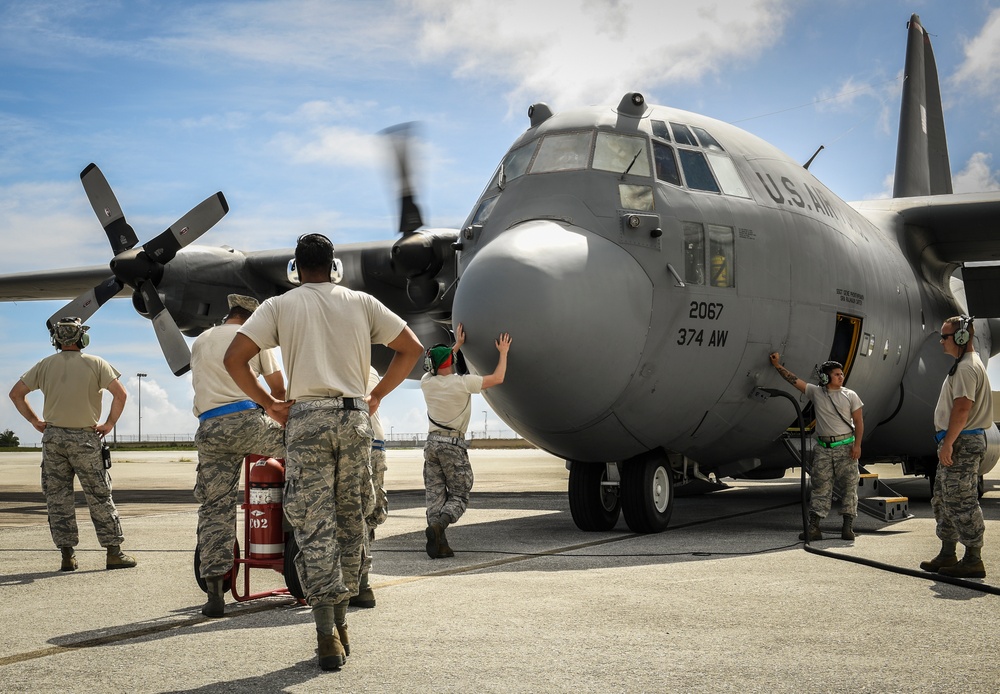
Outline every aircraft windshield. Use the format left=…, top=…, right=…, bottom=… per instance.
left=593, top=132, right=650, bottom=177
left=531, top=132, right=593, bottom=173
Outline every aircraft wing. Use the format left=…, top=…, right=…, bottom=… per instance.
left=855, top=192, right=1000, bottom=262
left=854, top=192, right=1000, bottom=316
left=0, top=265, right=126, bottom=301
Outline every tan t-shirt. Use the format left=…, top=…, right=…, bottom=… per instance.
left=20, top=351, right=121, bottom=428
left=191, top=323, right=280, bottom=417
left=421, top=372, right=484, bottom=435
left=805, top=383, right=863, bottom=438
left=367, top=366, right=385, bottom=440
left=934, top=351, right=993, bottom=432
left=239, top=282, right=406, bottom=401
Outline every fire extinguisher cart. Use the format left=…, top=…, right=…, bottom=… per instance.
left=193, top=455, right=305, bottom=603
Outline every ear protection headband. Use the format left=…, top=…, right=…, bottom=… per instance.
left=953, top=315, right=973, bottom=347
left=818, top=360, right=843, bottom=386
left=49, top=318, right=90, bottom=350
left=423, top=343, right=450, bottom=375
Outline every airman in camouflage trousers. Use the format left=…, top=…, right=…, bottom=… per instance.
left=424, top=438, right=474, bottom=530
left=354, top=440, right=384, bottom=608
left=194, top=409, right=285, bottom=579
left=283, top=401, right=372, bottom=607
left=932, top=434, right=986, bottom=548
left=809, top=444, right=859, bottom=520
left=41, top=426, right=124, bottom=548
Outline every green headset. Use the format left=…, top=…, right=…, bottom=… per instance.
left=951, top=315, right=973, bottom=347
left=817, top=360, right=843, bottom=386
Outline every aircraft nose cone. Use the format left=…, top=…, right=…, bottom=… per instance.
left=453, top=220, right=653, bottom=438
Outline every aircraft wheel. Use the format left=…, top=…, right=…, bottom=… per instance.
left=568, top=461, right=620, bottom=531
left=283, top=533, right=305, bottom=601
left=978, top=475, right=985, bottom=499
left=193, top=541, right=237, bottom=593
left=620, top=452, right=674, bottom=533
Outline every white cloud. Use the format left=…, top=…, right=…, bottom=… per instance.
left=953, top=7, right=1000, bottom=103
left=408, top=0, right=793, bottom=112
left=952, top=152, right=1000, bottom=193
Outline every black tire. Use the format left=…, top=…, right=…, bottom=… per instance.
left=978, top=475, right=985, bottom=499
left=193, top=541, right=237, bottom=593
left=283, top=533, right=305, bottom=600
left=568, top=461, right=620, bottom=531
left=620, top=452, right=674, bottom=533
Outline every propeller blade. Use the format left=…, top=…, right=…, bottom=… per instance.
left=141, top=192, right=229, bottom=265
left=382, top=123, right=424, bottom=233
left=45, top=275, right=125, bottom=329
left=138, top=281, right=191, bottom=376
left=80, top=163, right=139, bottom=255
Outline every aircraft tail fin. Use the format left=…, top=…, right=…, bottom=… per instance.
left=893, top=14, right=953, bottom=198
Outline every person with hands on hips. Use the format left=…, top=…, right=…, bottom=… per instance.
left=919, top=316, right=991, bottom=579
left=769, top=351, right=863, bottom=541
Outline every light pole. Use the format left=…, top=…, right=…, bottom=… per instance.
left=483, top=411, right=488, bottom=438
left=390, top=426, right=394, bottom=441
left=136, top=373, right=147, bottom=443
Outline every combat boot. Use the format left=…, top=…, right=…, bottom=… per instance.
left=938, top=546, right=986, bottom=579
left=425, top=523, right=444, bottom=559
left=106, top=545, right=137, bottom=570
left=334, top=602, right=350, bottom=657
left=438, top=524, right=455, bottom=558
left=314, top=605, right=346, bottom=670
left=59, top=547, right=77, bottom=572
left=202, top=576, right=226, bottom=618
left=349, top=571, right=376, bottom=608
left=919, top=540, right=959, bottom=573
left=798, top=512, right=823, bottom=541
left=316, top=630, right=346, bottom=670
left=841, top=515, right=856, bottom=541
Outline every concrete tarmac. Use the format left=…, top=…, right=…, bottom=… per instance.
left=1, top=448, right=998, bottom=693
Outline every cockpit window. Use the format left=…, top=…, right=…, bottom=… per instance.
left=653, top=142, right=681, bottom=186
left=678, top=150, right=721, bottom=193
left=530, top=132, right=593, bottom=173
left=670, top=122, right=698, bottom=146
left=501, top=142, right=536, bottom=185
left=692, top=126, right=724, bottom=152
left=593, top=132, right=650, bottom=177
left=706, top=153, right=750, bottom=198
left=651, top=120, right=671, bottom=141
left=472, top=195, right=500, bottom=225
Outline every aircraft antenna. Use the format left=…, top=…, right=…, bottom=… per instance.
left=803, top=145, right=825, bottom=170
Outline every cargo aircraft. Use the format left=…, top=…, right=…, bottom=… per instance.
left=2, top=15, right=999, bottom=534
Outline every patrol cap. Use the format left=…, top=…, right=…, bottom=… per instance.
left=50, top=317, right=90, bottom=346
left=227, top=294, right=259, bottom=313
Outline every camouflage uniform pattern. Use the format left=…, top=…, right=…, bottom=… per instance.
left=809, top=443, right=859, bottom=518
left=283, top=401, right=372, bottom=606
left=194, top=408, right=285, bottom=578
left=933, top=433, right=986, bottom=547
left=40, top=426, right=123, bottom=548
left=424, top=439, right=474, bottom=526
left=359, top=444, right=387, bottom=576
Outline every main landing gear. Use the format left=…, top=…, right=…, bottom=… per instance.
left=567, top=450, right=675, bottom=533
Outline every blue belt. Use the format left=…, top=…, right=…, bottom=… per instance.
left=372, top=439, right=385, bottom=452
left=199, top=400, right=259, bottom=422
left=934, top=428, right=985, bottom=443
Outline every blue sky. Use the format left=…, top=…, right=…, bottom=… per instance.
left=2, top=0, right=999, bottom=446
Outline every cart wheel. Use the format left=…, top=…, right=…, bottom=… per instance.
left=193, top=541, right=238, bottom=593
left=283, top=534, right=305, bottom=600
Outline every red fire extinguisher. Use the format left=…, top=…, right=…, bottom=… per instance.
left=247, top=457, right=285, bottom=560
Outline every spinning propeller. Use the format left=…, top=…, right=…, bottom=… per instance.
left=48, top=164, right=229, bottom=375
left=381, top=123, right=458, bottom=311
